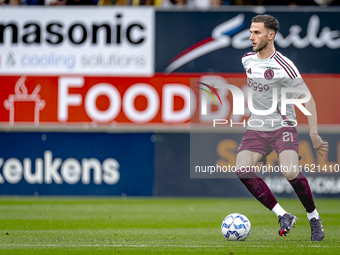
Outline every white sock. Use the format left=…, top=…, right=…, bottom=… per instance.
left=307, top=209, right=320, bottom=220
left=272, top=203, right=287, bottom=217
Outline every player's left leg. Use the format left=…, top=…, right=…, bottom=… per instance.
left=279, top=150, right=325, bottom=241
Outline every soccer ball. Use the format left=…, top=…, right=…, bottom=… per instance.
left=221, top=213, right=251, bottom=241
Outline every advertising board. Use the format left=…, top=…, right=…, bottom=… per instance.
left=0, top=7, right=154, bottom=76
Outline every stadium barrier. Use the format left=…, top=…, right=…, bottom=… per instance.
left=0, top=131, right=339, bottom=197
left=0, top=132, right=155, bottom=196
left=0, top=6, right=340, bottom=197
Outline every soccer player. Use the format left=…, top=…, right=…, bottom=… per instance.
left=236, top=14, right=328, bottom=241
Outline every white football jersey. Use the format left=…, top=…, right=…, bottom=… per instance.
left=242, top=50, right=310, bottom=131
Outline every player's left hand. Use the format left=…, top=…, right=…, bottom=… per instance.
left=310, top=133, right=329, bottom=156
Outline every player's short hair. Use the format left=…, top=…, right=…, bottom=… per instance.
left=252, top=14, right=279, bottom=34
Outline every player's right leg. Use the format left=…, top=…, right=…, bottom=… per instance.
left=236, top=130, right=295, bottom=237
left=236, top=150, right=297, bottom=237
left=236, top=150, right=263, bottom=169
left=236, top=151, right=286, bottom=219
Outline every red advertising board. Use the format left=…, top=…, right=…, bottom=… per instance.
left=0, top=74, right=339, bottom=128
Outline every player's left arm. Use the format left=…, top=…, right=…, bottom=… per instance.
left=283, top=56, right=329, bottom=156
left=299, top=93, right=329, bottom=156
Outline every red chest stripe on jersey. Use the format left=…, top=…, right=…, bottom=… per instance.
left=275, top=53, right=298, bottom=78
left=270, top=51, right=277, bottom=59
left=274, top=56, right=295, bottom=80
left=274, top=57, right=293, bottom=79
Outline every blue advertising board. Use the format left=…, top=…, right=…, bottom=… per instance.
left=153, top=133, right=252, bottom=197
left=0, top=132, right=155, bottom=196
left=156, top=9, right=340, bottom=74
left=154, top=132, right=340, bottom=197
left=1, top=132, right=339, bottom=197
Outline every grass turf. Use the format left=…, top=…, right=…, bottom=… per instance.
left=0, top=197, right=339, bottom=254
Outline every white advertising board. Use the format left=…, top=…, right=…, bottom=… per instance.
left=0, top=7, right=154, bottom=76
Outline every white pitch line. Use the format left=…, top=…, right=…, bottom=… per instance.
left=0, top=244, right=338, bottom=248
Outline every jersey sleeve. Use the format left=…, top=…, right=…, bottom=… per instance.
left=242, top=52, right=255, bottom=71
left=241, top=54, right=247, bottom=69
left=281, top=59, right=310, bottom=99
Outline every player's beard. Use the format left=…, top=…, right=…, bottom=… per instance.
left=253, top=40, right=268, bottom=53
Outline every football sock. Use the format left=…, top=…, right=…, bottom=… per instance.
left=307, top=209, right=320, bottom=221
left=271, top=203, right=288, bottom=217
left=236, top=167, right=277, bottom=210
left=288, top=172, right=316, bottom=213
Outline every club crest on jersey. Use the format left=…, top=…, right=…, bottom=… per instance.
left=264, top=69, right=274, bottom=80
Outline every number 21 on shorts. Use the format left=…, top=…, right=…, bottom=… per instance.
left=283, top=132, right=294, bottom=142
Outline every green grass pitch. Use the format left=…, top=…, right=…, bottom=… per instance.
left=0, top=197, right=339, bottom=254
